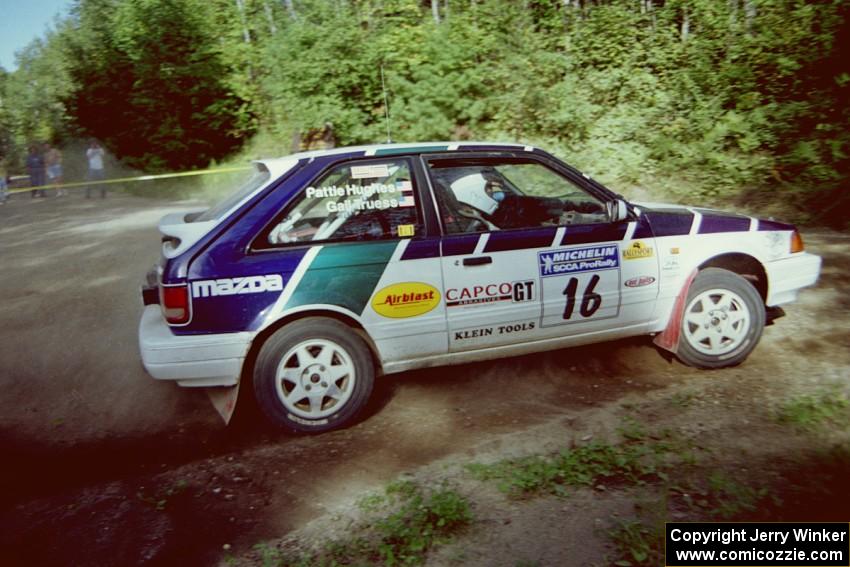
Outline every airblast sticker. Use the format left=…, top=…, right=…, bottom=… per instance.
left=371, top=282, right=441, bottom=318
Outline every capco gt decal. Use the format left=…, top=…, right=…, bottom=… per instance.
left=192, top=275, right=283, bottom=298
left=371, top=282, right=441, bottom=318
left=446, top=280, right=535, bottom=307
left=538, top=245, right=619, bottom=277
left=623, top=241, right=654, bottom=260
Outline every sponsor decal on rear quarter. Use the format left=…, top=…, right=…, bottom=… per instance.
left=371, top=282, right=441, bottom=318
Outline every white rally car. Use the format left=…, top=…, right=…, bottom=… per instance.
left=139, top=143, right=822, bottom=432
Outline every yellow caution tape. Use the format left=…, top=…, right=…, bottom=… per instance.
left=7, top=165, right=252, bottom=194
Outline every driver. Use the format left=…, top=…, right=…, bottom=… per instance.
left=453, top=170, right=561, bottom=229
left=451, top=172, right=501, bottom=217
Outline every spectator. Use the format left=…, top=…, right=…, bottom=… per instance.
left=0, top=158, right=8, bottom=205
left=86, top=140, right=106, bottom=198
left=26, top=145, right=46, bottom=198
left=45, top=144, right=66, bottom=197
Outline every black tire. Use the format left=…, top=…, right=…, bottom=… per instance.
left=253, top=317, right=375, bottom=433
left=676, top=268, right=765, bottom=369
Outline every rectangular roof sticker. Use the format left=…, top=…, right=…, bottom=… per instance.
left=351, top=164, right=390, bottom=179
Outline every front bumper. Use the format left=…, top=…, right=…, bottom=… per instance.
left=138, top=305, right=252, bottom=387
left=765, top=252, right=822, bottom=306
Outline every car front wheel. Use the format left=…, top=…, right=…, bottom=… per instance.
left=676, top=268, right=765, bottom=369
left=253, top=318, right=375, bottom=433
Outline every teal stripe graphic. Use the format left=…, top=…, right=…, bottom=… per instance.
left=285, top=241, right=398, bottom=315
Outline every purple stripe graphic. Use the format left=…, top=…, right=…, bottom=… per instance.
left=643, top=212, right=694, bottom=237
left=485, top=228, right=558, bottom=252
left=698, top=215, right=751, bottom=234
left=401, top=239, right=440, bottom=260
left=560, top=223, right=628, bottom=245
left=441, top=234, right=480, bottom=256
left=757, top=219, right=795, bottom=232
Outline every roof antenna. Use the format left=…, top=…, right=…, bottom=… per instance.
left=381, top=64, right=392, bottom=143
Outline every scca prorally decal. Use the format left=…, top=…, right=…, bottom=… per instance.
left=446, top=280, right=535, bottom=307
left=624, top=276, right=656, bottom=288
left=538, top=245, right=619, bottom=277
left=192, top=275, right=283, bottom=298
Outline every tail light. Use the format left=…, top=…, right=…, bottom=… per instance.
left=790, top=230, right=805, bottom=253
left=160, top=284, right=190, bottom=324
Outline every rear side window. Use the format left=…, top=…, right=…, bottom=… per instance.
left=258, top=159, right=421, bottom=247
left=194, top=165, right=271, bottom=223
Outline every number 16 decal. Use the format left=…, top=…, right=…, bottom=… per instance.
left=562, top=274, right=602, bottom=320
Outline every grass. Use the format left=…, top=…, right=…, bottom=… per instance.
left=135, top=479, right=189, bottom=512
left=668, top=391, right=696, bottom=408
left=608, top=518, right=664, bottom=567
left=607, top=474, right=776, bottom=566
left=258, top=479, right=472, bottom=566
left=466, top=420, right=684, bottom=498
left=777, top=388, right=850, bottom=431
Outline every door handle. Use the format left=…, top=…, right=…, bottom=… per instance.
left=463, top=256, right=492, bottom=266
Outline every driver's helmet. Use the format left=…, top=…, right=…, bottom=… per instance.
left=451, top=173, right=499, bottom=215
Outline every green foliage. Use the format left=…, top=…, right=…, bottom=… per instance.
left=277, top=480, right=472, bottom=566
left=704, top=472, right=771, bottom=519
left=669, top=473, right=777, bottom=520
left=466, top=432, right=675, bottom=498
left=608, top=518, right=664, bottom=567
left=778, top=388, right=850, bottom=431
left=0, top=0, right=847, bottom=225
left=608, top=474, right=776, bottom=566
left=58, top=0, right=251, bottom=171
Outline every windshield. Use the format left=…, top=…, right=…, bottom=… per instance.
left=193, top=164, right=272, bottom=222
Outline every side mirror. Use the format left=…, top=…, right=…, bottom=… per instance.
left=607, top=198, right=629, bottom=222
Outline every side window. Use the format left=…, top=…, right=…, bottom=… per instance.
left=427, top=158, right=608, bottom=235
left=261, top=159, right=420, bottom=246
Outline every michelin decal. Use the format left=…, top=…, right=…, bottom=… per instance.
left=538, top=245, right=619, bottom=277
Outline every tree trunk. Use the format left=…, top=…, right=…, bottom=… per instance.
left=263, top=1, right=277, bottom=35
left=681, top=7, right=689, bottom=42
left=729, top=0, right=739, bottom=28
left=431, top=0, right=440, bottom=24
left=283, top=0, right=297, bottom=21
left=744, top=0, right=756, bottom=35
left=234, top=0, right=251, bottom=44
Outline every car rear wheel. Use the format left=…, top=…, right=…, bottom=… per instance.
left=677, top=268, right=765, bottom=369
left=253, top=318, right=375, bottom=433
